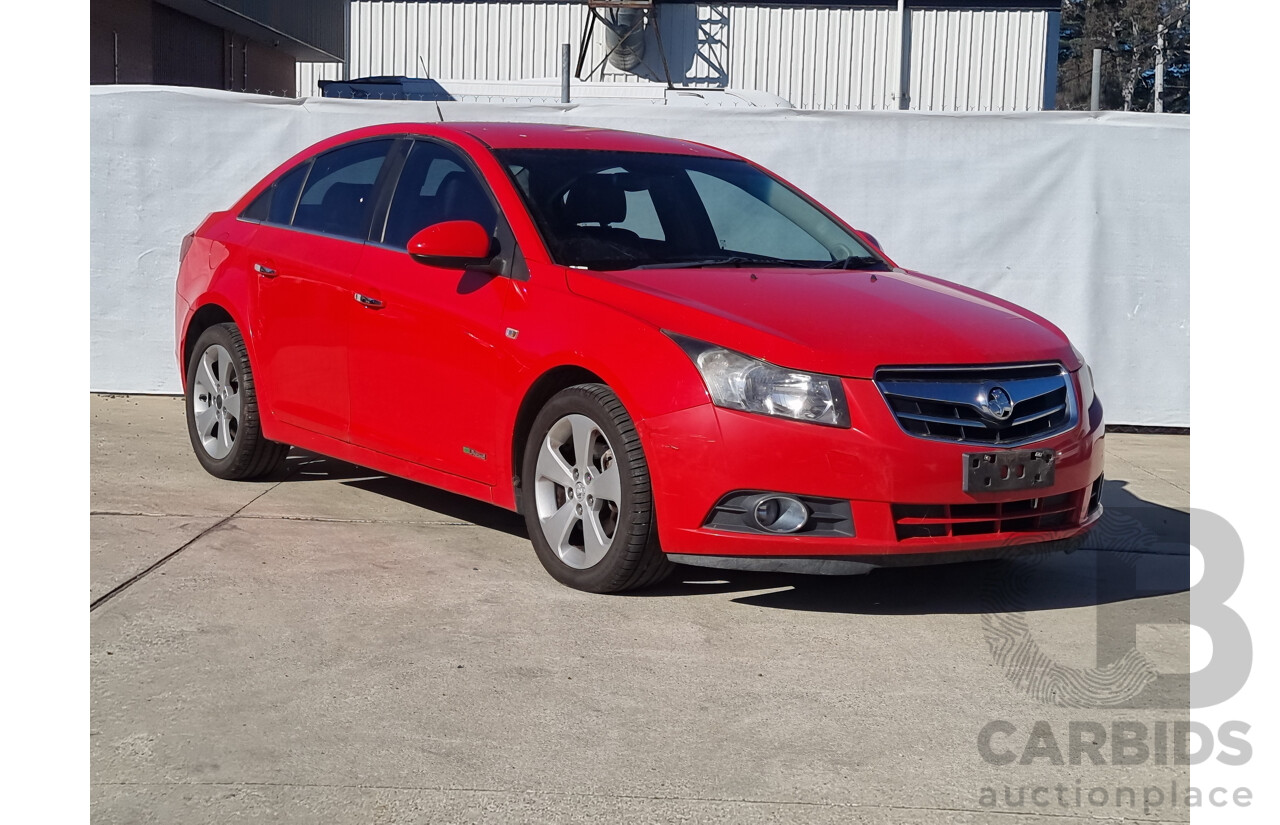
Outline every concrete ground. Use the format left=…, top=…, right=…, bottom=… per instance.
left=91, top=395, right=1191, bottom=824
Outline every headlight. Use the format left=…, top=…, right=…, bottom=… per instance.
left=1071, top=345, right=1096, bottom=410
left=667, top=333, right=850, bottom=428
left=1078, top=363, right=1096, bottom=410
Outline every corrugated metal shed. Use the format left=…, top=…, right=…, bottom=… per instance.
left=298, top=1, right=1059, bottom=111
left=911, top=8, right=1052, bottom=111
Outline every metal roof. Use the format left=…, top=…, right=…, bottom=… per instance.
left=359, top=0, right=1063, bottom=8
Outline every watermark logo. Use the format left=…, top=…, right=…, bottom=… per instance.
left=976, top=781, right=1252, bottom=816
left=975, top=507, right=1255, bottom=814
left=977, top=719, right=1252, bottom=767
left=980, top=507, right=1250, bottom=709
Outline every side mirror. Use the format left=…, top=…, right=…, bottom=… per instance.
left=858, top=231, right=883, bottom=252
left=407, top=220, right=494, bottom=265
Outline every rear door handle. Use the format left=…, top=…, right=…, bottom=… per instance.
left=354, top=292, right=385, bottom=309
left=253, top=263, right=277, bottom=278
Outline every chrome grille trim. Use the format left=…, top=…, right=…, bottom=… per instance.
left=874, top=363, right=1078, bottom=447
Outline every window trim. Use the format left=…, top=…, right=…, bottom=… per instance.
left=236, top=135, right=407, bottom=246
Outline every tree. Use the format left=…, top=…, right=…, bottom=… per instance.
left=1057, top=0, right=1190, bottom=113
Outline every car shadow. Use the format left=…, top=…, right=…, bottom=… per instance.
left=272, top=453, right=1187, bottom=615
left=278, top=450, right=528, bottom=538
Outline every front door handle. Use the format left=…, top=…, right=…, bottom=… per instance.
left=253, top=263, right=277, bottom=278
left=354, top=292, right=385, bottom=309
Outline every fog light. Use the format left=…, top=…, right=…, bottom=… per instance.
left=751, top=495, right=810, bottom=534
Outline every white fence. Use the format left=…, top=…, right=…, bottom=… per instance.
left=90, top=86, right=1189, bottom=426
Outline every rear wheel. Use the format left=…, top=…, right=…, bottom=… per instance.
left=522, top=384, right=672, bottom=593
left=185, top=323, right=288, bottom=479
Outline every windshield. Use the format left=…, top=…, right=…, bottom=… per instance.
left=496, top=149, right=884, bottom=271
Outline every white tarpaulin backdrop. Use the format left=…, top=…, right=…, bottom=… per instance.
left=91, top=86, right=1189, bottom=426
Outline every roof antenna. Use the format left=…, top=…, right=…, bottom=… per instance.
left=419, top=54, right=444, bottom=122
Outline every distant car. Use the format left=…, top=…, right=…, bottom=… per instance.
left=175, top=123, right=1104, bottom=592
left=318, top=76, right=453, bottom=101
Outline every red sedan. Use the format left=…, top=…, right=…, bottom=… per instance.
left=175, top=122, right=1104, bottom=592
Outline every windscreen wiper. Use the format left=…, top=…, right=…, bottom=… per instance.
left=821, top=255, right=892, bottom=271
left=633, top=254, right=798, bottom=270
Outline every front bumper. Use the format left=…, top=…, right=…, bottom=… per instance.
left=640, top=374, right=1105, bottom=563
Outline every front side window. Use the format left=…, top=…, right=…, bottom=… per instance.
left=496, top=148, right=881, bottom=271
left=291, top=139, right=394, bottom=240
left=382, top=140, right=498, bottom=249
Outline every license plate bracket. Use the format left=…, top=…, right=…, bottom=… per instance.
left=963, top=449, right=1056, bottom=493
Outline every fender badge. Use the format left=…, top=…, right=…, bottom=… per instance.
left=463, top=446, right=488, bottom=460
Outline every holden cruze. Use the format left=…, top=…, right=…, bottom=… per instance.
left=175, top=122, right=1104, bottom=592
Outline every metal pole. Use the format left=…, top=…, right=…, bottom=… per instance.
left=342, top=0, right=352, bottom=81
left=1154, top=22, right=1165, bottom=113
left=896, top=0, right=911, bottom=110
left=649, top=8, right=677, bottom=90
left=1090, top=48, right=1102, bottom=111
left=561, top=43, right=571, bottom=103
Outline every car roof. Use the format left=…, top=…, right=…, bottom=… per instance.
left=444, top=122, right=737, bottom=157
left=330, top=121, right=740, bottom=158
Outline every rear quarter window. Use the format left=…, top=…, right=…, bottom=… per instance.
left=241, top=161, right=310, bottom=225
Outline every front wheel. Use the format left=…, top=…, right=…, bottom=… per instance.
left=522, top=384, right=672, bottom=593
left=185, top=322, right=288, bottom=480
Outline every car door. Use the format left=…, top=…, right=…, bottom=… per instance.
left=347, top=138, right=519, bottom=484
left=249, top=138, right=396, bottom=441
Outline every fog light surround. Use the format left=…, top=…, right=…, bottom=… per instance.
left=750, top=495, right=810, bottom=534
left=703, top=490, right=855, bottom=537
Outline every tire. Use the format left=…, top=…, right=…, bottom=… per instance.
left=185, top=322, right=288, bottom=480
left=521, top=384, right=673, bottom=593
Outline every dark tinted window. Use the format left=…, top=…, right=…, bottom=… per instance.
left=292, top=139, right=393, bottom=240
left=382, top=140, right=498, bottom=249
left=242, top=187, right=270, bottom=221
left=268, top=162, right=309, bottom=225
left=241, top=160, right=309, bottom=225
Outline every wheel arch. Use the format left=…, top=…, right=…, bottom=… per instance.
left=510, top=365, right=608, bottom=512
left=182, top=303, right=237, bottom=382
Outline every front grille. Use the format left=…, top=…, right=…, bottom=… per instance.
left=875, top=363, right=1076, bottom=446
left=893, top=487, right=1089, bottom=541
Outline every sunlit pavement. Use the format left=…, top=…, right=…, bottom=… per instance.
left=91, top=394, right=1190, bottom=824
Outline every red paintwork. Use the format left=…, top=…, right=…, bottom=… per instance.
left=565, top=266, right=1079, bottom=380
left=176, top=122, right=1103, bottom=561
left=408, top=220, right=492, bottom=260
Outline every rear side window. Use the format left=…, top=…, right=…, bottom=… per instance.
left=291, top=139, right=394, bottom=240
left=382, top=140, right=498, bottom=249
left=241, top=161, right=309, bottom=225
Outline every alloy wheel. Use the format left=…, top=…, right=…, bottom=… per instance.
left=532, top=413, right=624, bottom=569
left=191, top=343, right=241, bottom=459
